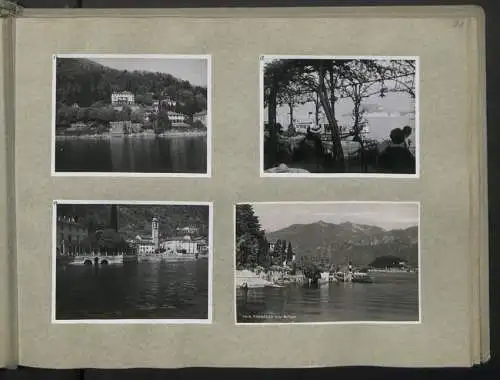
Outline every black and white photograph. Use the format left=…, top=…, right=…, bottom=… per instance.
left=52, top=54, right=211, bottom=177
left=52, top=201, right=212, bottom=323
left=261, top=56, right=418, bottom=177
left=235, top=202, right=420, bottom=324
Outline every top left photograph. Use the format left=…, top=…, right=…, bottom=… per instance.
left=52, top=54, right=211, bottom=177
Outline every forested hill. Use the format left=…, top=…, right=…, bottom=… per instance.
left=266, top=221, right=418, bottom=267
left=55, top=58, right=207, bottom=115
left=57, top=204, right=209, bottom=240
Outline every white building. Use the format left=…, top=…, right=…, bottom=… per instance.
left=161, top=236, right=208, bottom=255
left=193, top=110, right=207, bottom=126
left=133, top=234, right=156, bottom=255
left=168, top=111, right=186, bottom=123
left=111, top=91, right=135, bottom=105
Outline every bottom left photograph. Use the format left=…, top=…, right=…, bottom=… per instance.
left=52, top=200, right=213, bottom=324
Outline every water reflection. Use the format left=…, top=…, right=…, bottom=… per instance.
left=56, top=260, right=209, bottom=320
left=55, top=136, right=207, bottom=174
left=236, top=272, right=419, bottom=323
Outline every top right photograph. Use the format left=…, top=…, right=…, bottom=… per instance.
left=261, top=56, right=418, bottom=177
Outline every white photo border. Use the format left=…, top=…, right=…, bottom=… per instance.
left=233, top=200, right=422, bottom=325
left=51, top=53, right=212, bottom=178
left=51, top=199, right=214, bottom=325
left=259, top=55, right=420, bottom=179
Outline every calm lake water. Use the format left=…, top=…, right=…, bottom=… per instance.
left=236, top=272, right=419, bottom=323
left=56, top=260, right=209, bottom=320
left=55, top=136, right=207, bottom=174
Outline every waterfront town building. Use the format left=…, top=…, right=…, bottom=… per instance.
left=134, top=236, right=156, bottom=255
left=193, top=110, right=207, bottom=126
left=131, top=217, right=208, bottom=256
left=111, top=91, right=135, bottom=105
left=56, top=216, right=88, bottom=255
left=152, top=217, right=160, bottom=251
left=167, top=111, right=187, bottom=124
left=161, top=236, right=208, bottom=255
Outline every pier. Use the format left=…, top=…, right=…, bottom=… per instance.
left=58, top=252, right=126, bottom=266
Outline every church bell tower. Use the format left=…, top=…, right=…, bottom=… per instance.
left=152, top=217, right=159, bottom=251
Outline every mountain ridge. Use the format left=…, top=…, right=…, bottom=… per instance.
left=266, top=220, right=418, bottom=266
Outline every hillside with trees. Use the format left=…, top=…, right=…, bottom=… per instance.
left=55, top=58, right=208, bottom=129
left=266, top=220, right=418, bottom=267
left=57, top=204, right=209, bottom=254
left=56, top=58, right=207, bottom=110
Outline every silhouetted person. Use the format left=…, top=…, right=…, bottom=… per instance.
left=377, top=128, right=416, bottom=174
left=402, top=125, right=412, bottom=149
left=293, top=128, right=325, bottom=172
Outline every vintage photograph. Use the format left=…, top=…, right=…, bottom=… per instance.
left=53, top=201, right=212, bottom=323
left=235, top=202, right=420, bottom=324
left=261, top=56, right=418, bottom=177
left=52, top=54, right=210, bottom=176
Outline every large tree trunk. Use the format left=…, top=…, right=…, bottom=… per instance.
left=315, top=92, right=320, bottom=125
left=317, top=65, right=344, bottom=172
left=267, top=79, right=278, bottom=167
left=288, top=103, right=294, bottom=126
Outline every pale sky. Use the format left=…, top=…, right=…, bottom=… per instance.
left=271, top=91, right=414, bottom=141
left=89, top=57, right=208, bottom=87
left=250, top=203, right=419, bottom=232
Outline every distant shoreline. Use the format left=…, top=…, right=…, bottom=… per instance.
left=55, top=130, right=207, bottom=139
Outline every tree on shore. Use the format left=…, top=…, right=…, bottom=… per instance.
left=235, top=204, right=267, bottom=268
left=286, top=241, right=294, bottom=262
left=155, top=101, right=172, bottom=134
left=303, top=262, right=322, bottom=284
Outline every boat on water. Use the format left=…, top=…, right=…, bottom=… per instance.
left=334, top=271, right=374, bottom=283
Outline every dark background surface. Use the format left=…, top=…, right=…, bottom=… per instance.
left=2, top=0, right=499, bottom=379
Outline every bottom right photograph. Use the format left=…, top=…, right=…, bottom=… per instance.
left=234, top=201, right=420, bottom=324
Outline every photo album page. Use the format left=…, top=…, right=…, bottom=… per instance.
left=9, top=7, right=487, bottom=369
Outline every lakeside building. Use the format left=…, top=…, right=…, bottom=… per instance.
left=111, top=91, right=135, bottom=105
left=161, top=235, right=208, bottom=255
left=110, top=121, right=132, bottom=136
left=133, top=217, right=160, bottom=254
left=130, top=217, right=208, bottom=256
left=56, top=216, right=88, bottom=255
left=167, top=111, right=187, bottom=123
left=176, top=226, right=200, bottom=235
left=67, top=122, right=88, bottom=132
left=193, top=110, right=207, bottom=126
left=152, top=100, right=160, bottom=113
left=134, top=236, right=156, bottom=255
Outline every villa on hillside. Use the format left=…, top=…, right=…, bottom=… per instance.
left=111, top=91, right=135, bottom=105
left=168, top=111, right=187, bottom=124
left=177, top=226, right=200, bottom=235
